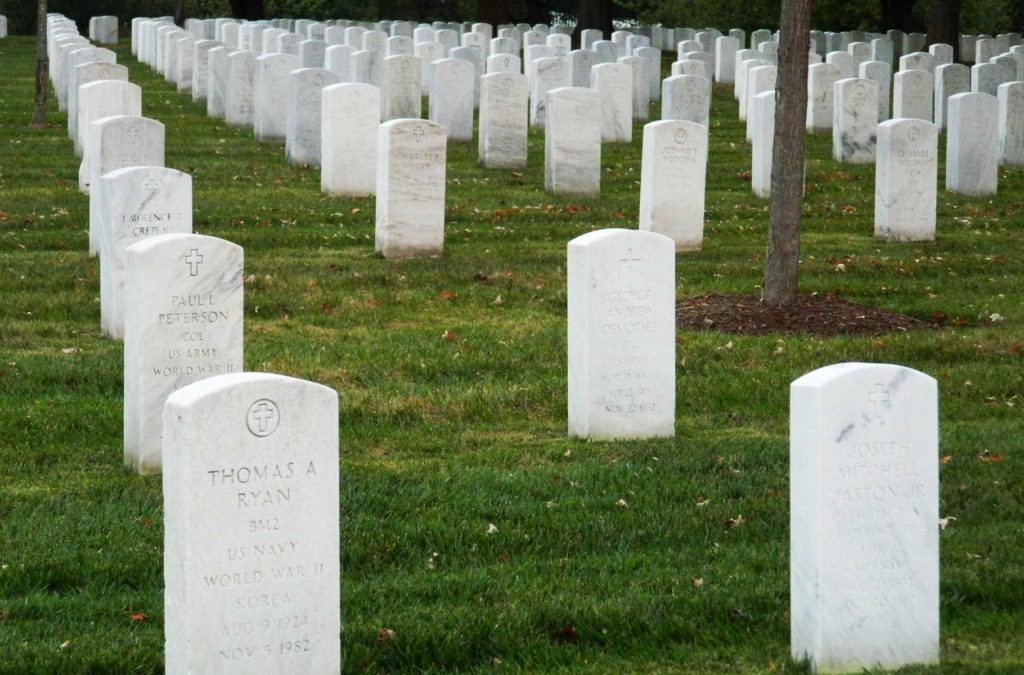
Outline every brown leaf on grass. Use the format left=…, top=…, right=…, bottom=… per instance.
left=439, top=290, right=456, bottom=300
left=377, top=628, right=396, bottom=642
left=692, top=577, right=704, bottom=588
left=555, top=624, right=578, bottom=643
left=940, top=455, right=952, bottom=465
left=977, top=451, right=1004, bottom=462
left=442, top=330, right=459, bottom=341
left=724, top=515, right=745, bottom=529
left=60, top=347, right=81, bottom=354
left=129, top=612, right=147, bottom=622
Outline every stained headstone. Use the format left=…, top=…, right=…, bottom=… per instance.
left=381, top=54, right=422, bottom=120
left=833, top=78, right=879, bottom=163
left=970, top=62, right=1002, bottom=96
left=479, top=71, right=528, bottom=169
left=859, top=61, right=891, bottom=122
left=946, top=92, right=998, bottom=195
left=875, top=119, right=938, bottom=241
left=163, top=372, right=339, bottom=672
left=530, top=56, right=570, bottom=128
left=592, top=62, right=633, bottom=142
left=321, top=83, right=380, bottom=196
left=567, top=229, right=675, bottom=439
left=807, top=63, right=842, bottom=132
left=568, top=49, right=597, bottom=87
left=375, top=120, right=447, bottom=258
left=639, top=120, right=707, bottom=250
left=790, top=362, right=939, bottom=674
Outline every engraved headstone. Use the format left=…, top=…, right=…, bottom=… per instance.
left=946, top=92, right=998, bottom=196
left=892, top=69, right=932, bottom=121
left=479, top=72, right=528, bottom=169
left=934, top=63, right=969, bottom=130
left=530, top=56, right=570, bottom=128
left=381, top=54, right=422, bottom=120
left=568, top=229, right=675, bottom=440
left=790, top=362, right=939, bottom=673
left=545, top=87, right=602, bottom=196
left=807, top=63, right=842, bottom=132
left=662, top=74, right=710, bottom=127
left=321, top=83, right=380, bottom=196
left=75, top=76, right=137, bottom=159
left=592, top=62, right=633, bottom=142
left=875, top=119, right=938, bottom=241
left=225, top=50, right=257, bottom=127
left=833, top=78, right=879, bottom=163
left=206, top=46, right=231, bottom=119
left=859, top=61, right=891, bottom=122
left=163, top=372, right=339, bottom=672
left=375, top=120, right=447, bottom=258
left=99, top=166, right=192, bottom=341
left=639, top=120, right=707, bottom=250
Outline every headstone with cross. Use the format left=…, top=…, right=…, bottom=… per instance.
left=99, top=166, right=193, bottom=340
left=375, top=119, right=447, bottom=258
left=790, top=362, right=939, bottom=673
left=639, top=119, right=708, bottom=250
left=124, top=232, right=243, bottom=474
left=163, top=372, right=338, bottom=672
left=567, top=228, right=676, bottom=439
left=321, top=82, right=381, bottom=197
left=875, top=118, right=938, bottom=242
left=381, top=54, right=422, bottom=120
left=479, top=71, right=528, bottom=169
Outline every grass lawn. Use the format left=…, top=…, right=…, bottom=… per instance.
left=1, top=32, right=1023, bottom=673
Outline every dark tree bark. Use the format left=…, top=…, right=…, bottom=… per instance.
left=572, top=0, right=613, bottom=49
left=880, top=0, right=918, bottom=31
left=174, top=0, right=187, bottom=27
left=926, top=0, right=960, bottom=61
left=228, top=0, right=264, bottom=21
left=31, top=0, right=47, bottom=128
left=526, top=0, right=551, bottom=26
left=762, top=0, right=812, bottom=306
left=477, top=0, right=510, bottom=26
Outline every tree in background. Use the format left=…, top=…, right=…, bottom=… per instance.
left=31, top=0, right=48, bottom=127
left=573, top=0, right=613, bottom=46
left=174, top=0, right=187, bottom=25
left=927, top=0, right=960, bottom=59
left=228, top=0, right=263, bottom=20
left=762, top=0, right=811, bottom=306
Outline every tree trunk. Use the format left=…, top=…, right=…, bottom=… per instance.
left=31, top=0, right=47, bottom=128
left=926, top=0, right=960, bottom=61
left=174, top=0, right=187, bottom=27
left=572, top=0, right=613, bottom=49
left=880, top=0, right=918, bottom=32
left=477, top=0, right=510, bottom=27
left=762, top=0, right=812, bottom=306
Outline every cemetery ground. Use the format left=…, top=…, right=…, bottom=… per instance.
left=1, top=34, right=1023, bottom=673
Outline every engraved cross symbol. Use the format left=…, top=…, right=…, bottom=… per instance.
left=184, top=248, right=204, bottom=276
left=413, top=125, right=424, bottom=142
left=619, top=248, right=642, bottom=266
left=126, top=125, right=140, bottom=143
left=868, top=383, right=890, bottom=421
left=251, top=401, right=277, bottom=433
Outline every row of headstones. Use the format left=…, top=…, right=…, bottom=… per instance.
left=130, top=17, right=718, bottom=253
left=156, top=226, right=938, bottom=673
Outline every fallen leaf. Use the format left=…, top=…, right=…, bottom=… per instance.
left=486, top=523, right=499, bottom=535
left=939, top=516, right=957, bottom=530
left=978, top=451, right=1004, bottom=462
left=439, top=290, right=456, bottom=300
left=129, top=612, right=146, bottom=622
left=61, top=347, right=81, bottom=354
left=692, top=577, right=704, bottom=587
left=615, top=498, right=628, bottom=508
left=59, top=640, right=72, bottom=650
left=724, top=515, right=745, bottom=529
left=442, top=330, right=459, bottom=341
left=377, top=628, right=396, bottom=642
left=555, top=624, right=578, bottom=642
left=940, top=455, right=952, bottom=464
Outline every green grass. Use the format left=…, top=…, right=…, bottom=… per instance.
left=1, top=34, right=1023, bottom=673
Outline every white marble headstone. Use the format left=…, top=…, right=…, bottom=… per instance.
left=124, top=231, right=241, bottom=474
left=568, top=229, right=675, bottom=440
left=285, top=68, right=342, bottom=166
left=479, top=72, right=528, bottom=169
left=892, top=69, right=933, bottom=121
left=807, top=62, right=841, bottom=133
left=253, top=53, right=299, bottom=142
left=545, top=87, right=602, bottom=196
left=75, top=77, right=138, bottom=160
left=375, top=119, right=447, bottom=258
left=163, top=372, right=339, bottom=673
left=591, top=62, right=633, bottom=142
left=321, top=83, right=380, bottom=196
left=639, top=120, right=708, bottom=250
left=225, top=50, right=258, bottom=127
left=381, top=54, right=422, bottom=120
left=875, top=119, right=938, bottom=241
left=429, top=58, right=474, bottom=141
left=790, top=362, right=939, bottom=674
left=946, top=92, right=998, bottom=196
left=998, top=81, right=1024, bottom=167
left=833, top=78, right=879, bottom=163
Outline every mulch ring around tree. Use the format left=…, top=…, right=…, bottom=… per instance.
left=676, top=292, right=936, bottom=337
